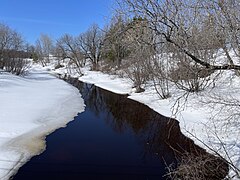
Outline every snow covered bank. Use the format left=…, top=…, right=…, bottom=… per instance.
left=53, top=65, right=240, bottom=178
left=0, top=67, right=85, bottom=180
left=79, top=71, right=132, bottom=94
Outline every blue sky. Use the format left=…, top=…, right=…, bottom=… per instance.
left=0, top=0, right=114, bottom=44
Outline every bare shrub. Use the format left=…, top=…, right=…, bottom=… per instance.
left=166, top=153, right=229, bottom=180
left=147, top=53, right=171, bottom=99
left=120, top=17, right=155, bottom=92
left=123, top=53, right=150, bottom=93
left=4, top=57, right=29, bottom=75
left=169, top=53, right=214, bottom=92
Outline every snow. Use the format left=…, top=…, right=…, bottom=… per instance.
left=79, top=71, right=132, bottom=94
left=0, top=66, right=85, bottom=180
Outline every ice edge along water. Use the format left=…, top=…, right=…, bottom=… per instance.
left=0, top=67, right=85, bottom=180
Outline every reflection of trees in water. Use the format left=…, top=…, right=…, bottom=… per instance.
left=96, top=86, right=151, bottom=134
left=67, top=78, right=228, bottom=178
left=70, top=79, right=203, bottom=154
left=67, top=78, right=105, bottom=116
left=93, top=84, right=204, bottom=156
left=68, top=78, right=204, bottom=156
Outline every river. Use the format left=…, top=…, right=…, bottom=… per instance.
left=13, top=78, right=228, bottom=180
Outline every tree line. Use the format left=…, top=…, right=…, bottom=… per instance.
left=1, top=0, right=239, bottom=94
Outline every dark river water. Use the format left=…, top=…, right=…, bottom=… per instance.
left=13, top=78, right=228, bottom=180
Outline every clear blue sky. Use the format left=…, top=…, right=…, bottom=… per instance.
left=0, top=0, right=114, bottom=44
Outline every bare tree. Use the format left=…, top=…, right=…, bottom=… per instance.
left=35, top=34, right=54, bottom=66
left=76, top=24, right=103, bottom=70
left=0, top=23, right=22, bottom=68
left=204, top=0, right=240, bottom=62
left=0, top=23, right=28, bottom=75
left=118, top=0, right=240, bottom=71
left=56, top=34, right=85, bottom=75
left=102, top=14, right=131, bottom=69
left=114, top=16, right=155, bottom=92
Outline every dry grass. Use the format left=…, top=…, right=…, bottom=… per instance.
left=166, top=153, right=229, bottom=180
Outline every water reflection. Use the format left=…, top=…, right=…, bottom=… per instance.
left=71, top=79, right=204, bottom=157
left=13, top=78, right=227, bottom=180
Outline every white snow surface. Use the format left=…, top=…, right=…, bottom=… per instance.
left=0, top=66, right=85, bottom=180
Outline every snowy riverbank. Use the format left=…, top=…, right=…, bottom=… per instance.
left=0, top=67, right=85, bottom=180
left=53, top=64, right=240, bottom=179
